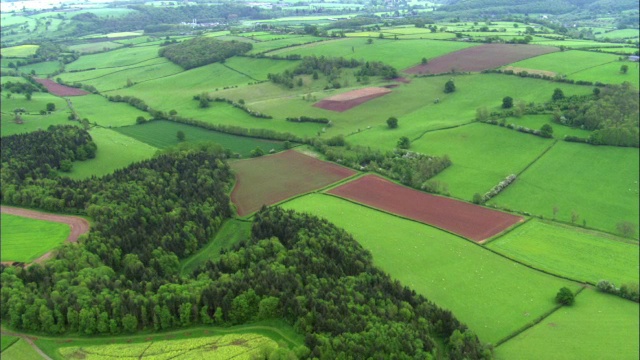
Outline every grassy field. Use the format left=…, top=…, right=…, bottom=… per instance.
left=247, top=36, right=327, bottom=54
left=506, top=50, right=619, bottom=76
left=0, top=339, right=43, bottom=360
left=71, top=94, right=150, bottom=127
left=282, top=194, right=580, bottom=344
left=267, top=37, right=479, bottom=70
left=68, top=41, right=123, bottom=54
left=223, top=57, right=300, bottom=81
left=570, top=60, right=639, bottom=88
left=63, top=128, right=158, bottom=180
left=0, top=44, right=38, bottom=58
left=1, top=335, right=19, bottom=352
left=115, top=121, right=284, bottom=157
left=500, top=115, right=592, bottom=139
left=15, top=60, right=61, bottom=77
left=596, top=29, right=640, bottom=40
left=495, top=289, right=639, bottom=360
left=489, top=141, right=639, bottom=237
left=35, top=320, right=303, bottom=360
left=487, top=219, right=639, bottom=284
left=65, top=45, right=162, bottom=71
left=180, top=219, right=252, bottom=275
left=0, top=213, right=70, bottom=263
left=1, top=92, right=72, bottom=136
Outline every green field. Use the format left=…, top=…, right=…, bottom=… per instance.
left=488, top=219, right=639, bottom=284
left=68, top=41, right=123, bottom=54
left=596, top=29, right=640, bottom=40
left=489, top=141, right=639, bottom=237
left=0, top=44, right=38, bottom=58
left=501, top=115, right=592, bottom=139
left=495, top=289, right=639, bottom=360
left=247, top=36, right=327, bottom=54
left=63, top=128, right=158, bottom=179
left=282, top=194, right=579, bottom=344
left=35, top=321, right=303, bottom=360
left=115, top=121, right=284, bottom=157
left=180, top=219, right=252, bottom=275
left=65, top=45, right=162, bottom=71
left=223, top=57, right=300, bottom=81
left=17, top=60, right=61, bottom=76
left=267, top=37, right=479, bottom=70
left=71, top=94, right=150, bottom=127
left=507, top=50, right=619, bottom=76
left=0, top=339, right=43, bottom=360
left=0, top=213, right=70, bottom=263
left=1, top=92, right=72, bottom=136
left=570, top=60, right=639, bottom=88
left=1, top=336, right=19, bottom=352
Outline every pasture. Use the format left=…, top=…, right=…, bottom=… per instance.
left=180, top=219, right=252, bottom=275
left=266, top=37, right=479, bottom=70
left=0, top=339, right=42, bottom=360
left=230, top=150, right=355, bottom=216
left=0, top=44, right=38, bottom=58
left=495, top=289, right=639, bottom=360
left=489, top=141, right=639, bottom=237
left=329, top=175, right=523, bottom=241
left=1, top=335, right=19, bottom=352
left=487, top=219, right=639, bottom=285
left=0, top=213, right=70, bottom=263
left=247, top=36, right=327, bottom=54
left=115, top=120, right=284, bottom=157
left=15, top=60, right=60, bottom=76
left=596, top=29, right=640, bottom=40
left=68, top=41, right=123, bottom=54
left=282, top=194, right=580, bottom=344
left=506, top=50, right=619, bottom=76
left=71, top=94, right=149, bottom=127
left=63, top=128, right=158, bottom=180
left=223, top=57, right=300, bottom=81
left=500, top=115, right=592, bottom=139
left=570, top=60, right=639, bottom=88
left=65, top=45, right=162, bottom=71
left=1, top=92, right=71, bottom=136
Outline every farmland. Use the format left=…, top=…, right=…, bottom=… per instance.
left=0, top=339, right=43, bottom=360
left=1, top=335, right=19, bottom=352
left=230, top=150, right=355, bottom=216
left=0, top=92, right=72, bottom=136
left=282, top=194, right=580, bottom=344
left=494, top=289, right=639, bottom=360
left=115, top=120, right=284, bottom=157
left=0, top=213, right=70, bottom=263
left=0, top=44, right=38, bottom=58
left=487, top=219, right=639, bottom=284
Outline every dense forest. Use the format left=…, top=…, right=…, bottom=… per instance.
left=0, top=126, right=489, bottom=359
left=158, top=38, right=252, bottom=70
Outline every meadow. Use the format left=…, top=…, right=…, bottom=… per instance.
left=71, top=94, right=150, bottom=127
left=0, top=44, right=38, bottom=58
left=65, top=45, right=162, bottom=71
left=1, top=92, right=72, bottom=136
left=68, top=41, right=123, bottom=54
left=487, top=219, right=639, bottom=285
left=489, top=141, right=639, bottom=237
left=507, top=50, right=619, bottom=76
left=247, top=36, right=327, bottom=54
left=10, top=60, right=60, bottom=77
left=180, top=219, right=252, bottom=275
left=0, top=213, right=70, bottom=263
left=282, top=194, right=580, bottom=344
left=0, top=339, right=43, bottom=360
left=223, top=57, right=300, bottom=81
left=595, top=28, right=640, bottom=40
left=1, top=335, right=19, bottom=352
left=569, top=60, right=639, bottom=88
left=63, top=128, right=158, bottom=180
left=501, top=115, right=592, bottom=139
left=494, top=289, right=639, bottom=360
left=115, top=120, right=285, bottom=157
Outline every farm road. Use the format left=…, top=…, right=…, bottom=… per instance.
left=1, top=330, right=53, bottom=360
left=1, top=206, right=90, bottom=265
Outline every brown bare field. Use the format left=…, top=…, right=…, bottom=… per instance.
left=502, top=66, right=557, bottom=77
left=34, top=78, right=89, bottom=96
left=0, top=206, right=90, bottom=266
left=328, top=175, right=523, bottom=242
left=405, top=44, right=559, bottom=75
left=230, top=150, right=356, bottom=216
left=314, top=87, right=391, bottom=112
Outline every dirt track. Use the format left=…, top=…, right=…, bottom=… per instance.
left=1, top=206, right=90, bottom=266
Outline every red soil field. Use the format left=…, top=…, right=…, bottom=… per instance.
left=314, top=87, right=391, bottom=112
left=34, top=78, right=89, bottom=96
left=328, top=175, right=522, bottom=242
left=231, top=150, right=356, bottom=216
left=405, top=44, right=558, bottom=75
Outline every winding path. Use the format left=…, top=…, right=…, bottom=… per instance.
left=1, top=206, right=90, bottom=266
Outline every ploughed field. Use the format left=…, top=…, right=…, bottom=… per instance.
left=230, top=150, right=355, bottom=216
left=34, top=78, right=89, bottom=96
left=328, top=174, right=523, bottom=241
left=314, top=87, right=392, bottom=112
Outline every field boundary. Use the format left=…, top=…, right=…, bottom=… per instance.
left=515, top=139, right=558, bottom=177
left=481, top=217, right=533, bottom=245
left=494, top=286, right=588, bottom=348
left=221, top=63, right=260, bottom=82
left=412, top=120, right=476, bottom=142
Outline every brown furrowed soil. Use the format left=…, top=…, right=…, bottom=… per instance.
left=34, top=78, right=89, bottom=96
left=405, top=44, right=559, bottom=74
left=314, top=87, right=391, bottom=112
left=230, top=150, right=356, bottom=216
left=328, top=175, right=523, bottom=242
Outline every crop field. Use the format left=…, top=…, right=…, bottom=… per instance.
left=406, top=44, right=559, bottom=74
left=115, top=120, right=284, bottom=157
left=488, top=219, right=639, bottom=284
left=71, top=94, right=149, bottom=127
left=68, top=41, right=123, bottom=54
left=0, top=339, right=43, bottom=360
left=63, top=128, right=158, bottom=180
left=230, top=150, right=355, bottom=216
left=0, top=44, right=38, bottom=57
left=267, top=37, right=479, bottom=70
left=329, top=175, right=523, bottom=241
left=314, top=86, right=392, bottom=111
left=0, top=213, right=70, bottom=263
left=282, top=194, right=579, bottom=343
left=180, top=219, right=252, bottom=275
left=65, top=45, right=162, bottom=71
left=489, top=141, right=639, bottom=237
left=35, top=78, right=88, bottom=96
left=1, top=335, right=19, bottom=351
left=58, top=333, right=278, bottom=360
left=495, top=289, right=639, bottom=360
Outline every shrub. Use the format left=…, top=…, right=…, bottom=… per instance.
left=555, top=287, right=575, bottom=306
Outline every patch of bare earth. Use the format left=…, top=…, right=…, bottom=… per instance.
left=405, top=44, right=559, bottom=75
left=314, top=87, right=391, bottom=112
left=34, top=78, right=89, bottom=96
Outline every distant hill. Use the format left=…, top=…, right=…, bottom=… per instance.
left=438, top=0, right=639, bottom=15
